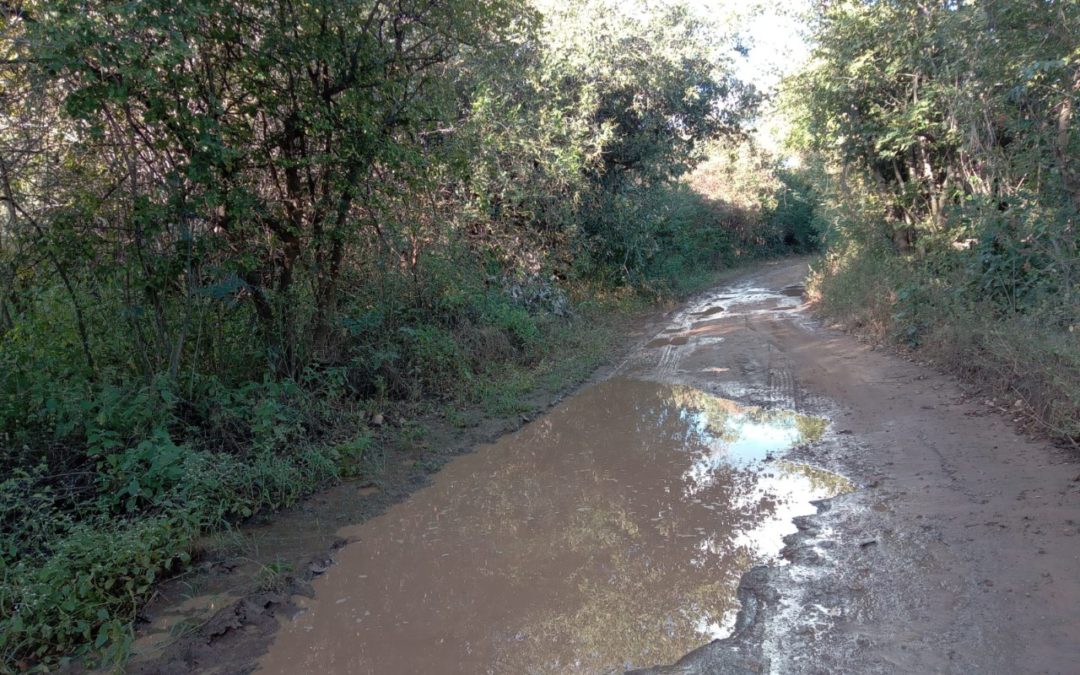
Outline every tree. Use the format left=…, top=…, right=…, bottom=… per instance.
left=18, top=0, right=530, bottom=375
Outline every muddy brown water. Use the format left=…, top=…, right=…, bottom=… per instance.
left=256, top=378, right=849, bottom=674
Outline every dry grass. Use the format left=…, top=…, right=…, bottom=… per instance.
left=809, top=250, right=1080, bottom=445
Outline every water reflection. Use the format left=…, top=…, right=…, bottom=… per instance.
left=257, top=379, right=850, bottom=675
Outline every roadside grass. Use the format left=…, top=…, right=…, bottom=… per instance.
left=809, top=248, right=1080, bottom=444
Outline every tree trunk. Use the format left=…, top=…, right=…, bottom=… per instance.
left=1055, top=69, right=1080, bottom=213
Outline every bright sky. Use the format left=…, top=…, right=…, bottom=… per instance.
left=726, top=1, right=813, bottom=92
left=533, top=0, right=815, bottom=152
left=683, top=0, right=814, bottom=153
left=670, top=0, right=814, bottom=91
left=534, top=0, right=814, bottom=89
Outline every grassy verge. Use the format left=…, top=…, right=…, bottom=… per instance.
left=809, top=248, right=1080, bottom=444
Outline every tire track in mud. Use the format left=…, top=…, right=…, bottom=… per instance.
left=606, top=265, right=861, bottom=674
left=657, top=343, right=683, bottom=377
left=766, top=346, right=799, bottom=411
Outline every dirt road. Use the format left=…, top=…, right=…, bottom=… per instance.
left=633, top=260, right=1080, bottom=673
left=141, top=258, right=1080, bottom=673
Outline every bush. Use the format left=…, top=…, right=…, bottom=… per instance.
left=0, top=437, right=341, bottom=669
left=769, top=170, right=821, bottom=252
left=1, top=514, right=198, bottom=668
left=810, top=208, right=1080, bottom=441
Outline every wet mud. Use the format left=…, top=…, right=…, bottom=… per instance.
left=691, top=306, right=724, bottom=318
left=645, top=335, right=690, bottom=348
left=629, top=262, right=1080, bottom=674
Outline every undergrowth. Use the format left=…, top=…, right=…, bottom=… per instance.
left=810, top=235, right=1080, bottom=444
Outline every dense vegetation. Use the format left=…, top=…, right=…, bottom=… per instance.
left=789, top=0, right=1079, bottom=440
left=0, top=0, right=812, bottom=667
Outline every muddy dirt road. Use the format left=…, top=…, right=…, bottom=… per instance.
left=151, top=258, right=1080, bottom=673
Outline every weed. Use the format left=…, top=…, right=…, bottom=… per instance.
left=443, top=407, right=473, bottom=429
left=254, top=560, right=293, bottom=593
left=811, top=236, right=1080, bottom=442
left=328, top=434, right=374, bottom=478
left=474, top=366, right=536, bottom=416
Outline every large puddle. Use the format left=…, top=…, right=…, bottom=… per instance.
left=258, top=378, right=850, bottom=674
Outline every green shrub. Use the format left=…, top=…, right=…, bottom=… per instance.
left=811, top=228, right=1080, bottom=441
left=0, top=466, right=74, bottom=565
left=0, top=513, right=198, bottom=668
left=400, top=324, right=472, bottom=398
left=327, top=434, right=374, bottom=478
left=96, top=427, right=188, bottom=514
left=481, top=299, right=541, bottom=350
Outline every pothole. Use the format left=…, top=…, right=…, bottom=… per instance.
left=257, top=378, right=851, bottom=674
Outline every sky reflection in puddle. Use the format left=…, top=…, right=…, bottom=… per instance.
left=258, top=378, right=850, bottom=675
